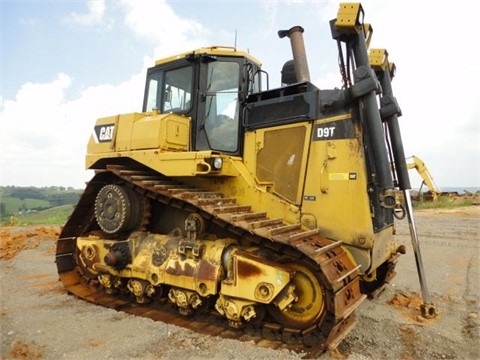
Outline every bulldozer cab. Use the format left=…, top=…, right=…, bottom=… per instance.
left=142, top=49, right=261, bottom=155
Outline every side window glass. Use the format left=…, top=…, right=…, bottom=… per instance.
left=204, top=62, right=240, bottom=152
left=163, top=67, right=193, bottom=113
left=145, top=79, right=159, bottom=111
left=247, top=63, right=261, bottom=94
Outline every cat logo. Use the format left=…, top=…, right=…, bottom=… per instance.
left=93, top=124, right=115, bottom=143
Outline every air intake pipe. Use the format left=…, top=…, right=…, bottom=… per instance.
left=278, top=26, right=311, bottom=83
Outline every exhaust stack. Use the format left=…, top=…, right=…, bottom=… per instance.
left=278, top=26, right=311, bottom=83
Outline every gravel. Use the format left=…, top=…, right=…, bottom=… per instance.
left=1, top=207, right=479, bottom=359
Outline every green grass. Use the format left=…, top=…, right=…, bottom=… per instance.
left=0, top=186, right=83, bottom=219
left=1, top=205, right=74, bottom=226
left=0, top=195, right=474, bottom=227
left=0, top=197, right=51, bottom=213
left=412, top=196, right=474, bottom=210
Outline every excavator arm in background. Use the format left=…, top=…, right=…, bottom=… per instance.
left=406, top=155, right=441, bottom=201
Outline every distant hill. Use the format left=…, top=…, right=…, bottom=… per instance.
left=0, top=186, right=83, bottom=221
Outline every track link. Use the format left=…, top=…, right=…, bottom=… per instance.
left=56, top=165, right=366, bottom=357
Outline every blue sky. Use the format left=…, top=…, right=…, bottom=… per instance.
left=1, top=0, right=479, bottom=189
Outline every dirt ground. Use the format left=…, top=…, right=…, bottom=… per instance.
left=0, top=206, right=479, bottom=360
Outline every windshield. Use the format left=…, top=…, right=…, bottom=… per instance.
left=204, top=61, right=240, bottom=152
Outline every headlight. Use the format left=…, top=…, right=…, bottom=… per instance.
left=211, top=157, right=223, bottom=170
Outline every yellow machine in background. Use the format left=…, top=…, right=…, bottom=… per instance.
left=56, top=3, right=436, bottom=355
left=406, top=155, right=441, bottom=201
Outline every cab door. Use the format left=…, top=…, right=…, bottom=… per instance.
left=195, top=57, right=243, bottom=154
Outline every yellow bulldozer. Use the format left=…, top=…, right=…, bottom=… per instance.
left=56, top=3, right=436, bottom=356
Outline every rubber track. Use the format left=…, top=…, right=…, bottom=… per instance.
left=56, top=165, right=366, bottom=357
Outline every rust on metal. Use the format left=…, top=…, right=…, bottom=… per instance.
left=235, top=256, right=264, bottom=278
left=196, top=259, right=218, bottom=282
left=55, top=166, right=366, bottom=356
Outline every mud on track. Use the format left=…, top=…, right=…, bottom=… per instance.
left=0, top=206, right=479, bottom=359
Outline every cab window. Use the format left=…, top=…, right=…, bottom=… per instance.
left=144, top=65, right=193, bottom=113
left=204, top=61, right=240, bottom=152
left=145, top=73, right=161, bottom=112
left=163, top=66, right=193, bottom=112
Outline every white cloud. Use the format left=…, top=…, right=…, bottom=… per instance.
left=2, top=0, right=478, bottom=188
left=119, top=0, right=207, bottom=57
left=1, top=74, right=79, bottom=187
left=1, top=74, right=71, bottom=151
left=65, top=0, right=106, bottom=26
left=306, top=0, right=479, bottom=187
left=1, top=0, right=208, bottom=189
left=0, top=67, right=146, bottom=188
left=259, top=0, right=279, bottom=37
left=372, top=1, right=478, bottom=188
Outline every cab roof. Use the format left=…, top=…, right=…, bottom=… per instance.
left=154, top=46, right=262, bottom=67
